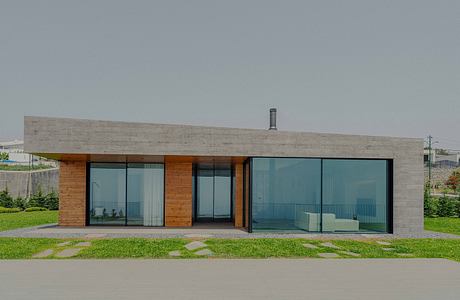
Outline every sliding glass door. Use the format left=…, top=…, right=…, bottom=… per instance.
left=250, top=158, right=391, bottom=233
left=127, top=164, right=164, bottom=226
left=195, top=163, right=232, bottom=222
left=251, top=158, right=321, bottom=231
left=89, top=163, right=164, bottom=226
left=89, top=163, right=126, bottom=225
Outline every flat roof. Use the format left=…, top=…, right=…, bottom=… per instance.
left=24, top=116, right=423, bottom=160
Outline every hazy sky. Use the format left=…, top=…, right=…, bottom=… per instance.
left=1, top=1, right=459, bottom=149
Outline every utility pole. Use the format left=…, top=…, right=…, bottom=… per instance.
left=428, top=135, right=432, bottom=190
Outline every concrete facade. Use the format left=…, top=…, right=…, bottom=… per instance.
left=24, top=116, right=424, bottom=234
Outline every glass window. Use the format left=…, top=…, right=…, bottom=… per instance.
left=89, top=163, right=164, bottom=226
left=89, top=163, right=126, bottom=225
left=322, top=160, right=388, bottom=233
left=127, top=163, right=164, bottom=226
left=251, top=158, right=321, bottom=231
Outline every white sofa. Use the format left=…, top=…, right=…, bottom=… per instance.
left=295, top=211, right=359, bottom=232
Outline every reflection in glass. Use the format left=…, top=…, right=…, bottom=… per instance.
left=322, top=160, right=388, bottom=232
left=251, top=158, right=321, bottom=231
left=89, top=163, right=126, bottom=225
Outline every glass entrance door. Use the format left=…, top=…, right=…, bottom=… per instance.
left=195, top=163, right=232, bottom=222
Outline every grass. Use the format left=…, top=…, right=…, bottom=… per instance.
left=0, top=164, right=52, bottom=171
left=0, top=211, right=58, bottom=231
left=425, top=217, right=460, bottom=235
left=77, top=238, right=197, bottom=258
left=1, top=237, right=459, bottom=261
left=0, top=238, right=59, bottom=259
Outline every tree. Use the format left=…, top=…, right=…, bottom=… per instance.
left=0, top=152, right=9, bottom=161
left=446, top=171, right=460, bottom=191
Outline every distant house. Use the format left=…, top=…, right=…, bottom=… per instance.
left=0, top=140, right=29, bottom=163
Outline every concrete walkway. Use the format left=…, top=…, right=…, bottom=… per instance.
left=0, top=259, right=459, bottom=300
left=1, top=224, right=459, bottom=239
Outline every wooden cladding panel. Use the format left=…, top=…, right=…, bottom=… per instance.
left=234, top=163, right=244, bottom=228
left=165, top=159, right=193, bottom=227
left=59, top=160, right=86, bottom=226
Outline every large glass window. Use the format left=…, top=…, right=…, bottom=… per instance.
left=89, top=163, right=164, bottom=226
left=195, top=163, right=232, bottom=221
left=322, top=160, right=389, bottom=233
left=251, top=158, right=321, bottom=231
left=89, top=163, right=126, bottom=225
left=127, top=164, right=164, bottom=226
left=250, top=158, right=390, bottom=233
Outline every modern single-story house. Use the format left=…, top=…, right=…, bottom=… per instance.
left=24, top=111, right=424, bottom=234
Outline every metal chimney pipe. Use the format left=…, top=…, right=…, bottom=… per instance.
left=269, top=108, right=277, bottom=130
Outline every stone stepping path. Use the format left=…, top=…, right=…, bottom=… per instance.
left=382, top=248, right=395, bottom=251
left=169, top=250, right=182, bottom=257
left=338, top=251, right=361, bottom=257
left=57, top=241, right=72, bottom=247
left=320, top=242, right=341, bottom=249
left=75, top=241, right=91, bottom=247
left=195, top=249, right=213, bottom=256
left=318, top=253, right=340, bottom=258
left=185, top=241, right=207, bottom=251
left=302, top=243, right=319, bottom=249
left=376, top=241, right=392, bottom=246
left=32, top=249, right=54, bottom=258
left=55, top=248, right=83, bottom=258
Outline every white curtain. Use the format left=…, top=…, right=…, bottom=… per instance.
left=143, top=164, right=164, bottom=226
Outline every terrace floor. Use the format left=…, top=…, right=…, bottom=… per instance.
left=1, top=224, right=459, bottom=239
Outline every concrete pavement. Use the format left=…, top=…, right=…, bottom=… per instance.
left=0, top=259, right=459, bottom=300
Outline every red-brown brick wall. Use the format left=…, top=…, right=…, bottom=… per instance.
left=59, top=160, right=86, bottom=226
left=165, top=157, right=193, bottom=227
left=234, top=163, right=244, bottom=228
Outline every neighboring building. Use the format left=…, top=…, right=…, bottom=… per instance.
left=434, top=152, right=460, bottom=168
left=0, top=140, right=29, bottom=163
left=24, top=113, right=424, bottom=234
left=424, top=148, right=436, bottom=165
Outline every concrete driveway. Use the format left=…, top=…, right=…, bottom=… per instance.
left=1, top=259, right=459, bottom=300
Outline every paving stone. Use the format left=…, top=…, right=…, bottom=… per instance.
left=84, top=234, right=107, bottom=238
left=339, top=251, right=361, bottom=257
left=376, top=241, right=392, bottom=246
left=75, top=241, right=91, bottom=247
left=55, top=248, right=83, bottom=258
left=184, top=241, right=207, bottom=251
left=318, top=253, right=340, bottom=258
left=57, top=241, right=72, bottom=247
left=168, top=250, right=181, bottom=257
left=195, top=249, right=213, bottom=256
left=382, top=248, right=395, bottom=251
left=302, top=243, right=319, bottom=249
left=32, top=249, right=53, bottom=258
left=320, top=242, right=341, bottom=249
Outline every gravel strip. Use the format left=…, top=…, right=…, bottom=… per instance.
left=1, top=225, right=459, bottom=239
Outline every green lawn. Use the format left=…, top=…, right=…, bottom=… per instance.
left=425, top=217, right=460, bottom=235
left=0, top=211, right=58, bottom=231
left=0, top=238, right=59, bottom=259
left=0, top=237, right=459, bottom=261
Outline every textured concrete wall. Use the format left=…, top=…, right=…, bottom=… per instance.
left=0, top=168, right=59, bottom=198
left=24, top=116, right=424, bottom=234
